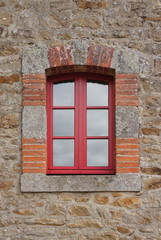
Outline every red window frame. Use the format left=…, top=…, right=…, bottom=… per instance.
left=47, top=73, right=115, bottom=174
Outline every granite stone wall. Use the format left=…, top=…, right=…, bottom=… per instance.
left=0, top=0, right=161, bottom=239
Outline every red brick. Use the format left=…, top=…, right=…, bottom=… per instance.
left=99, top=47, right=114, bottom=68
left=116, top=156, right=139, bottom=161
left=60, top=46, right=68, bottom=66
left=116, top=84, right=138, bottom=90
left=116, top=150, right=139, bottom=155
left=22, top=145, right=46, bottom=150
left=22, top=157, right=46, bottom=161
left=22, top=150, right=46, bottom=156
left=23, top=74, right=46, bottom=80
left=116, top=144, right=139, bottom=149
left=116, top=100, right=138, bottom=106
left=23, top=90, right=46, bottom=95
left=116, top=139, right=139, bottom=144
left=116, top=168, right=139, bottom=173
left=23, top=101, right=46, bottom=106
left=48, top=48, right=56, bottom=67
left=23, top=84, right=45, bottom=90
left=116, top=95, right=138, bottom=100
left=116, top=74, right=138, bottom=79
left=54, top=47, right=61, bottom=67
left=116, top=162, right=139, bottom=167
left=22, top=139, right=46, bottom=144
left=23, top=168, right=46, bottom=173
left=116, top=90, right=138, bottom=95
left=66, top=47, right=74, bottom=65
left=115, top=79, right=138, bottom=84
left=23, top=162, right=46, bottom=168
left=87, top=45, right=101, bottom=66
left=23, top=96, right=46, bottom=101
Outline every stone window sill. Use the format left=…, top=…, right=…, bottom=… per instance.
left=21, top=173, right=141, bottom=192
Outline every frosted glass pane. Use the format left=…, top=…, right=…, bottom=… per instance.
left=87, top=81, right=108, bottom=106
left=53, top=110, right=74, bottom=136
left=87, top=140, right=108, bottom=166
left=53, top=140, right=74, bottom=166
left=53, top=81, right=74, bottom=106
left=87, top=110, right=108, bottom=136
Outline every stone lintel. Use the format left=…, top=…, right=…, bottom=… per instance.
left=21, top=173, right=141, bottom=192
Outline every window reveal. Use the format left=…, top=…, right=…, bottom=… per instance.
left=47, top=73, right=115, bottom=174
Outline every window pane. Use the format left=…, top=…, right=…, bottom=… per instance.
left=87, top=140, right=108, bottom=166
left=87, top=110, right=108, bottom=136
left=53, top=140, right=74, bottom=166
left=53, top=110, right=74, bottom=136
left=53, top=81, right=74, bottom=106
left=87, top=81, right=108, bottom=106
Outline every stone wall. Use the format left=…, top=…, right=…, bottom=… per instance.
left=0, top=0, right=161, bottom=239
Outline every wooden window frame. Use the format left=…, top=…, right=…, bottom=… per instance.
left=47, top=73, right=115, bottom=174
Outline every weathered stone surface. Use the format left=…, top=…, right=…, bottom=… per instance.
left=13, top=209, right=33, bottom=216
left=116, top=107, right=139, bottom=138
left=90, top=231, right=119, bottom=240
left=71, top=40, right=89, bottom=65
left=111, top=198, right=141, bottom=209
left=21, top=174, right=141, bottom=192
left=67, top=219, right=103, bottom=228
left=25, top=217, right=65, bottom=226
left=0, top=114, right=19, bottom=129
left=58, top=193, right=73, bottom=201
left=75, top=194, right=90, bottom=202
left=22, top=45, right=50, bottom=74
left=141, top=167, right=161, bottom=175
left=144, top=178, right=161, bottom=190
left=0, top=44, right=18, bottom=56
left=68, top=204, right=91, bottom=216
left=0, top=10, right=12, bottom=26
left=22, top=106, right=46, bottom=138
left=94, top=194, right=108, bottom=205
left=0, top=74, right=20, bottom=83
left=142, top=128, right=160, bottom=136
left=76, top=0, right=108, bottom=9
left=111, top=47, right=139, bottom=73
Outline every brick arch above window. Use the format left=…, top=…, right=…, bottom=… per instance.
left=21, top=43, right=141, bottom=192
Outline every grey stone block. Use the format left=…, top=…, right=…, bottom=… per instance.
left=71, top=40, right=89, bottom=65
left=116, top=107, right=139, bottom=138
left=21, top=173, right=141, bottom=192
left=111, top=47, right=139, bottom=73
left=22, top=45, right=50, bottom=74
left=22, top=106, right=47, bottom=138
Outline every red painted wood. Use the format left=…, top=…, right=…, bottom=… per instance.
left=47, top=73, right=115, bottom=174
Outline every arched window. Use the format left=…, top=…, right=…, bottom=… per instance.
left=47, top=73, right=115, bottom=174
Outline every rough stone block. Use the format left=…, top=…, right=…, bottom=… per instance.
left=22, top=45, right=50, bottom=74
left=111, top=47, right=139, bottom=73
left=116, top=107, right=139, bottom=138
left=22, top=106, right=46, bottom=139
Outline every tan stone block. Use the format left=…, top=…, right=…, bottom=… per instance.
left=94, top=194, right=108, bottom=205
left=91, top=231, right=119, bottom=240
left=142, top=128, right=160, bottom=136
left=73, top=14, right=101, bottom=29
left=117, top=226, right=130, bottom=234
left=145, top=178, right=161, bottom=190
left=0, top=44, right=18, bottom=56
left=67, top=219, right=103, bottom=228
left=58, top=193, right=73, bottom=201
left=13, top=209, right=33, bottom=216
left=76, top=0, right=108, bottom=9
left=0, top=10, right=12, bottom=26
left=49, top=204, right=66, bottom=216
left=110, top=198, right=141, bottom=209
left=68, top=204, right=91, bottom=216
left=0, top=114, right=19, bottom=129
left=141, top=167, right=161, bottom=175
left=75, top=194, right=90, bottom=202
left=143, top=146, right=161, bottom=154
left=0, top=74, right=20, bottom=84
left=134, top=235, right=146, bottom=240
left=110, top=209, right=122, bottom=220
left=25, top=217, right=65, bottom=226
left=0, top=180, right=13, bottom=190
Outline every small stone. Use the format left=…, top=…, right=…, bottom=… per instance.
left=91, top=231, right=119, bottom=240
left=141, top=167, right=161, bottom=175
left=68, top=204, right=91, bottom=216
left=76, top=0, right=108, bottom=9
left=13, top=209, right=33, bottom=216
left=58, top=193, right=73, bottom=201
left=134, top=235, right=146, bottom=240
left=110, top=209, right=122, bottom=220
left=94, top=194, right=108, bottom=205
left=0, top=44, right=18, bottom=56
left=0, top=114, right=19, bottom=129
left=142, top=128, right=160, bottom=136
left=0, top=180, right=13, bottom=190
left=67, top=219, right=103, bottom=228
left=0, top=74, right=20, bottom=84
left=0, top=10, right=12, bottom=26
left=145, top=178, right=161, bottom=190
left=117, top=226, right=130, bottom=234
left=111, top=198, right=141, bottom=209
left=25, top=217, right=65, bottom=226
left=75, top=194, right=90, bottom=202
